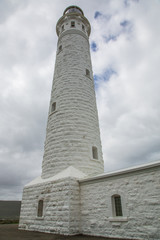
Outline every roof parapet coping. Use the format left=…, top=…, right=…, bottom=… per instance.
left=79, top=160, right=160, bottom=183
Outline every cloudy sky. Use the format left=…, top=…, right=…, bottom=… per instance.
left=0, top=0, right=160, bottom=200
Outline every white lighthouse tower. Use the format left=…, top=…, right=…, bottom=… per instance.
left=42, top=6, right=103, bottom=178
left=19, top=6, right=104, bottom=235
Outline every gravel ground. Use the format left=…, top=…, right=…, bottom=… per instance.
left=0, top=224, right=129, bottom=240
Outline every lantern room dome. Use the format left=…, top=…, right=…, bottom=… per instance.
left=63, top=6, right=84, bottom=16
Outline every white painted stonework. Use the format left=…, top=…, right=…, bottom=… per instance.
left=19, top=6, right=160, bottom=240
left=80, top=161, right=160, bottom=240
left=41, top=5, right=103, bottom=179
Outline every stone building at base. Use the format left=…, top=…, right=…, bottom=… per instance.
left=19, top=161, right=160, bottom=239
left=19, top=6, right=160, bottom=240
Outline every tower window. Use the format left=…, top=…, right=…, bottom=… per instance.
left=112, top=195, right=123, bottom=217
left=71, top=21, right=75, bottom=27
left=59, top=45, right=62, bottom=52
left=82, top=25, right=85, bottom=31
left=51, top=102, right=56, bottom=112
left=86, top=69, right=90, bottom=77
left=62, top=25, right=64, bottom=31
left=92, top=146, right=98, bottom=159
left=37, top=200, right=43, bottom=217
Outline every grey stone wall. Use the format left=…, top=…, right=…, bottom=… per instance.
left=79, top=165, right=160, bottom=240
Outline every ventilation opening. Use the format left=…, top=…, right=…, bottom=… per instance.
left=86, top=69, right=90, bottom=77
left=51, top=102, right=56, bottom=112
left=62, top=25, right=64, bottom=31
left=112, top=195, right=123, bottom=217
left=92, top=146, right=98, bottom=159
left=37, top=200, right=43, bottom=217
left=82, top=25, right=85, bottom=31
left=71, top=21, right=75, bottom=27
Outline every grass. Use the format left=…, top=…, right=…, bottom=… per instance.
left=0, top=219, right=19, bottom=224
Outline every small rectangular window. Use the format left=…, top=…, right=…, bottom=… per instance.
left=62, top=25, right=64, bottom=31
left=82, top=25, right=85, bottom=31
left=86, top=69, right=90, bottom=77
left=51, top=102, right=56, bottom=112
left=114, top=196, right=123, bottom=216
left=92, top=146, right=98, bottom=159
left=37, top=200, right=43, bottom=217
left=71, top=21, right=75, bottom=27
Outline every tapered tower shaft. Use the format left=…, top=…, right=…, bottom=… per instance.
left=42, top=6, right=104, bottom=179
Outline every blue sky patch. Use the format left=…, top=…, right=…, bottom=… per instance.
left=93, top=75, right=99, bottom=89
left=124, top=0, right=139, bottom=7
left=94, top=11, right=111, bottom=21
left=94, top=68, right=117, bottom=89
left=103, top=68, right=117, bottom=81
left=103, top=34, right=117, bottom=43
left=120, top=20, right=130, bottom=27
left=91, top=41, right=98, bottom=52
left=103, top=20, right=132, bottom=45
left=120, top=20, right=133, bottom=34
left=94, top=11, right=102, bottom=19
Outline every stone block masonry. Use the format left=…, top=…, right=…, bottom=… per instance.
left=19, top=162, right=160, bottom=239
left=19, top=175, right=80, bottom=235
left=19, top=5, right=104, bottom=235
left=43, top=36, right=103, bottom=176
left=79, top=161, right=160, bottom=240
left=41, top=6, right=104, bottom=179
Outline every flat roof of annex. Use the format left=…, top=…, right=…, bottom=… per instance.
left=79, top=160, right=160, bottom=184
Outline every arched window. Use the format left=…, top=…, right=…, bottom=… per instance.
left=37, top=200, right=43, bottom=217
left=112, top=195, right=123, bottom=217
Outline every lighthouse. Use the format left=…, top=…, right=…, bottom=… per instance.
left=42, top=5, right=104, bottom=178
left=19, top=6, right=104, bottom=235
left=19, top=6, right=160, bottom=239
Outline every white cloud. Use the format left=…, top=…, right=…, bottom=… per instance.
left=0, top=0, right=160, bottom=199
left=92, top=0, right=160, bottom=171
